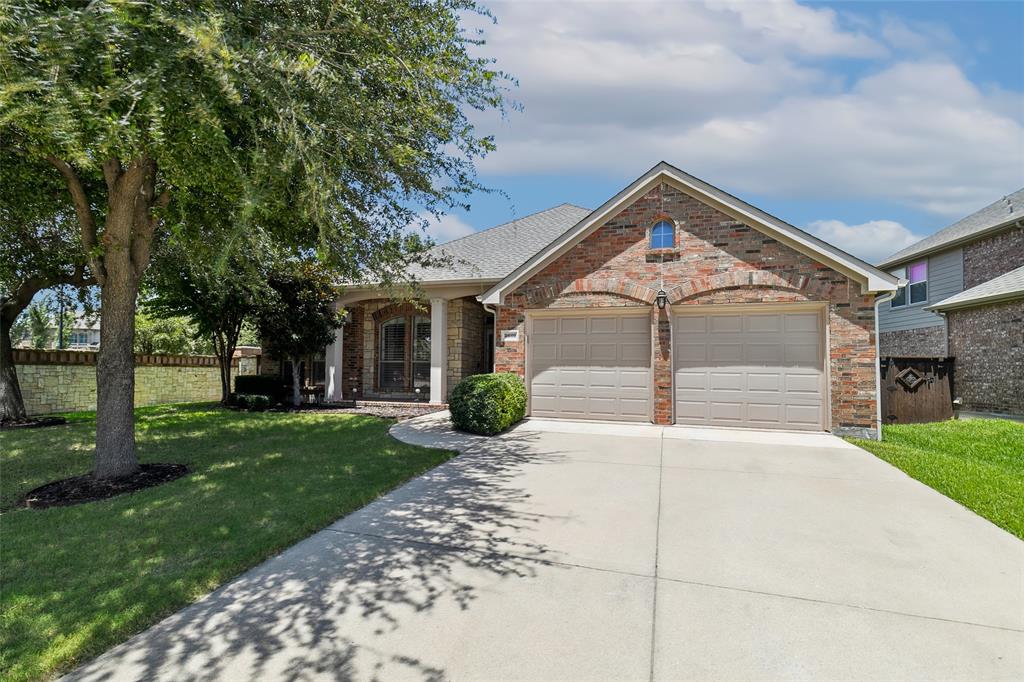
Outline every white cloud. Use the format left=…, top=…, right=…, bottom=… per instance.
left=421, top=214, right=477, bottom=243
left=471, top=1, right=1024, bottom=217
left=807, top=219, right=924, bottom=264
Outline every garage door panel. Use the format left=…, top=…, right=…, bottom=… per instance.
left=747, top=402, right=783, bottom=424
left=676, top=315, right=707, bottom=333
left=533, top=318, right=558, bottom=334
left=674, top=309, right=825, bottom=431
left=529, top=312, right=651, bottom=422
left=785, top=343, right=820, bottom=365
left=709, top=372, right=743, bottom=392
left=747, top=373, right=781, bottom=393
left=710, top=344, right=743, bottom=362
left=709, top=402, right=743, bottom=422
left=785, top=373, right=821, bottom=395
left=710, top=315, right=743, bottom=333
left=746, top=343, right=782, bottom=363
left=590, top=343, right=618, bottom=361
left=785, top=313, right=820, bottom=332
left=620, top=316, right=649, bottom=334
left=746, top=314, right=781, bottom=333
left=589, top=317, right=618, bottom=333
left=786, top=403, right=823, bottom=425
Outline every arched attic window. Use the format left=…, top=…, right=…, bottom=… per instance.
left=650, top=220, right=674, bottom=249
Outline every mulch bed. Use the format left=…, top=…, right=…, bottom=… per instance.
left=20, top=463, right=189, bottom=509
left=1, top=416, right=67, bottom=431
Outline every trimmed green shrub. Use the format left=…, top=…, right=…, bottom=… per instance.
left=235, top=375, right=285, bottom=404
left=449, top=372, right=526, bottom=436
left=233, top=393, right=271, bottom=411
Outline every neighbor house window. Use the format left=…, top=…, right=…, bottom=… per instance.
left=650, top=220, right=674, bottom=249
left=890, top=260, right=928, bottom=308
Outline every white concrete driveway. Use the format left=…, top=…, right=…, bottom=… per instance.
left=68, top=412, right=1023, bottom=681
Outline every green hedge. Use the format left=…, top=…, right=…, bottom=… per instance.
left=229, top=393, right=271, bottom=411
left=235, top=375, right=286, bottom=404
left=449, top=372, right=526, bottom=436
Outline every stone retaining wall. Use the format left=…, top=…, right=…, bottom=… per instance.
left=12, top=349, right=257, bottom=416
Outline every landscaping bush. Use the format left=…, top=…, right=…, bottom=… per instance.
left=233, top=394, right=271, bottom=411
left=449, top=372, right=526, bottom=436
left=234, top=375, right=285, bottom=404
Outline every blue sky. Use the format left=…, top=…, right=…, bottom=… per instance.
left=426, top=0, right=1024, bottom=264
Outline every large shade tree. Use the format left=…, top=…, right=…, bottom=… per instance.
left=1, top=1, right=507, bottom=477
left=0, top=141, right=96, bottom=422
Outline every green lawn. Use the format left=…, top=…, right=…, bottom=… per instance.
left=852, top=419, right=1024, bottom=539
left=0, top=403, right=454, bottom=682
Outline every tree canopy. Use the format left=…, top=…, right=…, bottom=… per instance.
left=0, top=0, right=508, bottom=474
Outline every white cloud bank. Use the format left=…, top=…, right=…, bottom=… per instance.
left=806, top=219, right=924, bottom=264
left=470, top=0, right=1024, bottom=217
left=421, top=213, right=477, bottom=243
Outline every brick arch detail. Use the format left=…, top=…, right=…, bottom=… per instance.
left=371, top=301, right=427, bottom=323
left=667, top=270, right=833, bottom=303
left=516, top=278, right=660, bottom=306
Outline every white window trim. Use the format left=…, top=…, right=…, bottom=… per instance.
left=648, top=219, right=677, bottom=250
left=889, top=259, right=928, bottom=308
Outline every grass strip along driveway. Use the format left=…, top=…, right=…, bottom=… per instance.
left=0, top=403, right=453, bottom=682
left=853, top=418, right=1024, bottom=540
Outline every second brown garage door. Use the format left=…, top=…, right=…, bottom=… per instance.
left=528, top=311, right=651, bottom=422
left=673, top=307, right=826, bottom=431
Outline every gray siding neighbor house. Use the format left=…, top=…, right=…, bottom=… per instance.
left=877, top=188, right=1024, bottom=415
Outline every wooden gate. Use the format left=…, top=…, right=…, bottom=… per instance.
left=880, top=357, right=954, bottom=424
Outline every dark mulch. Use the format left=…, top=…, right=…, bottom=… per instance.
left=0, top=416, right=67, bottom=431
left=20, top=463, right=189, bottom=509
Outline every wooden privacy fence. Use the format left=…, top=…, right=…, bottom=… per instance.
left=880, top=357, right=954, bottom=424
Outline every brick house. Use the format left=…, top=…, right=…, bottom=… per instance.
left=877, top=189, right=1024, bottom=416
left=322, top=162, right=899, bottom=438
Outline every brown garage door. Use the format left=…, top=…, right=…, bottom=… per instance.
left=673, top=308, right=826, bottom=431
left=528, top=312, right=651, bottom=422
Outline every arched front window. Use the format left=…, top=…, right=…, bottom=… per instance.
left=650, top=220, right=674, bottom=249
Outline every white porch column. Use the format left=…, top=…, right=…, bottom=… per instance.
left=326, top=321, right=344, bottom=402
left=429, top=297, right=448, bottom=403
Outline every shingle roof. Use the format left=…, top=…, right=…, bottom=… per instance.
left=407, top=204, right=593, bottom=282
left=879, top=188, right=1024, bottom=267
left=925, top=265, right=1024, bottom=312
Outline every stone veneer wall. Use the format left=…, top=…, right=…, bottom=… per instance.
left=494, top=182, right=878, bottom=436
left=13, top=349, right=254, bottom=416
left=879, top=325, right=947, bottom=357
left=946, top=299, right=1024, bottom=415
left=962, top=226, right=1024, bottom=289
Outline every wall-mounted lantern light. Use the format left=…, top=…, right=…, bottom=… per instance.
left=655, top=289, right=668, bottom=310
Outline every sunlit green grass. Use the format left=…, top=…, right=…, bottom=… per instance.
left=852, top=419, right=1024, bottom=539
left=0, top=403, right=453, bottom=681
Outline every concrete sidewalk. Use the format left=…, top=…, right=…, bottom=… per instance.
left=67, top=412, right=1023, bottom=681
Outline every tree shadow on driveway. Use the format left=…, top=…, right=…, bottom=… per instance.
left=66, top=423, right=572, bottom=681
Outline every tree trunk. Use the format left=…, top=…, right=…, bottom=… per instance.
left=0, top=308, right=27, bottom=423
left=93, top=238, right=141, bottom=479
left=214, top=330, right=234, bottom=405
left=290, top=357, right=302, bottom=408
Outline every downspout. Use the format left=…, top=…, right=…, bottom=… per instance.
left=873, top=286, right=901, bottom=441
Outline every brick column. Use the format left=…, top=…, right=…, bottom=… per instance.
left=430, top=298, right=448, bottom=403
left=653, top=305, right=673, bottom=425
